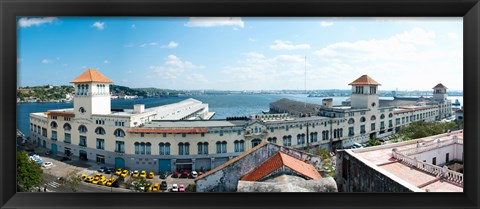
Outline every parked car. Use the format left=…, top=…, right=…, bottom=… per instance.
left=115, top=168, right=123, bottom=176
left=105, top=168, right=115, bottom=174
left=152, top=183, right=160, bottom=192
left=121, top=170, right=129, bottom=178
left=172, top=171, right=179, bottom=178
left=139, top=170, right=147, bottom=178
left=132, top=170, right=139, bottom=178
left=147, top=171, right=154, bottom=179
left=181, top=171, right=189, bottom=178
left=97, top=166, right=107, bottom=173
left=160, top=181, right=168, bottom=191
left=80, top=174, right=88, bottom=181
left=160, top=172, right=167, bottom=179
left=190, top=171, right=198, bottom=178
left=178, top=184, right=185, bottom=192
left=42, top=162, right=53, bottom=169
left=85, top=176, right=94, bottom=183
left=171, top=184, right=179, bottom=192
left=60, top=156, right=70, bottom=162
left=98, top=176, right=108, bottom=185
left=106, top=177, right=116, bottom=187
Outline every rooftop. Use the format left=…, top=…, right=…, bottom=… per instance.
left=240, top=152, right=321, bottom=181
left=433, top=83, right=448, bottom=89
left=348, top=75, right=381, bottom=86
left=348, top=131, right=464, bottom=192
left=70, top=68, right=113, bottom=83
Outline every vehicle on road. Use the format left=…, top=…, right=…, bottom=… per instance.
left=160, top=181, right=168, bottom=191
left=121, top=170, right=129, bottom=178
left=60, top=156, right=71, bottom=162
left=171, top=184, right=179, bottom=192
left=98, top=177, right=108, bottom=185
left=106, top=177, right=116, bottom=187
left=105, top=168, right=115, bottom=174
left=147, top=171, right=154, bottom=179
left=172, top=172, right=179, bottom=178
left=97, top=166, right=107, bottom=173
left=190, top=171, right=198, bottom=178
left=140, top=170, right=147, bottom=178
left=181, top=171, right=189, bottom=178
left=115, top=168, right=122, bottom=176
left=152, top=183, right=160, bottom=192
left=80, top=174, right=88, bottom=181
left=160, top=172, right=167, bottom=179
left=85, top=176, right=94, bottom=183
left=179, top=184, right=185, bottom=192
left=132, top=170, right=139, bottom=178
left=42, top=162, right=53, bottom=169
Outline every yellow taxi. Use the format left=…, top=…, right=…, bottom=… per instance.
left=92, top=174, right=103, bottom=184
left=120, top=169, right=129, bottom=178
left=147, top=171, right=154, bottom=179
left=115, top=168, right=122, bottom=176
left=80, top=174, right=88, bottom=181
left=152, top=183, right=160, bottom=192
left=106, top=177, right=116, bottom=187
left=98, top=176, right=108, bottom=185
left=139, top=170, right=147, bottom=178
left=85, top=176, right=94, bottom=183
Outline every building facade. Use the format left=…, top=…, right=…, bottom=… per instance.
left=29, top=70, right=453, bottom=172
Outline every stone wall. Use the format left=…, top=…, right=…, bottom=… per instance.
left=335, top=150, right=415, bottom=192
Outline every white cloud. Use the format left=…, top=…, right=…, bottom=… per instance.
left=186, top=73, right=209, bottom=84
left=131, top=24, right=136, bottom=29
left=320, top=21, right=333, bottom=27
left=41, top=59, right=52, bottom=64
left=248, top=38, right=255, bottom=42
left=161, top=41, right=179, bottom=49
left=185, top=17, right=244, bottom=28
left=447, top=32, right=459, bottom=40
left=124, top=43, right=134, bottom=48
left=269, top=40, right=311, bottom=50
left=18, top=17, right=57, bottom=28
left=220, top=52, right=310, bottom=90
left=104, top=60, right=109, bottom=64
left=150, top=55, right=205, bottom=80
left=312, top=27, right=462, bottom=90
left=92, top=22, right=105, bottom=30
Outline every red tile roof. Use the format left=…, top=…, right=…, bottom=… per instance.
left=240, top=152, right=321, bottom=181
left=44, top=111, right=75, bottom=117
left=126, top=128, right=208, bottom=134
left=432, top=83, right=448, bottom=89
left=70, top=68, right=113, bottom=83
left=349, top=75, right=381, bottom=86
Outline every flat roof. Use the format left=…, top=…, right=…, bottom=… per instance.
left=349, top=131, right=464, bottom=192
left=144, top=120, right=246, bottom=128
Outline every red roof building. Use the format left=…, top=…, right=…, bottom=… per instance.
left=349, top=75, right=381, bottom=86
left=70, top=68, right=113, bottom=83
left=432, top=83, right=448, bottom=89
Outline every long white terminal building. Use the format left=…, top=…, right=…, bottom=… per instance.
left=29, top=69, right=452, bottom=172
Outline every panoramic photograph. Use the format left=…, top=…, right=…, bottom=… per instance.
left=16, top=17, right=463, bottom=193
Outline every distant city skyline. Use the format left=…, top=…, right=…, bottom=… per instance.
left=18, top=17, right=463, bottom=91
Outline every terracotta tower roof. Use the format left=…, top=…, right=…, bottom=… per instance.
left=70, top=68, right=113, bottom=83
left=432, top=83, right=448, bottom=89
left=348, top=75, right=381, bottom=86
left=240, top=152, right=321, bottom=181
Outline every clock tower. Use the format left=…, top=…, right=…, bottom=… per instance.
left=71, top=68, right=113, bottom=118
left=349, top=75, right=381, bottom=109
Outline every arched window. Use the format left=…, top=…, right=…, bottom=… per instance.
left=389, top=113, right=393, bottom=118
left=135, top=142, right=140, bottom=154
left=85, top=84, right=89, bottom=94
left=380, top=114, right=385, bottom=119
left=371, top=115, right=376, bottom=120
left=63, top=123, right=71, bottom=131
left=95, top=127, right=106, bottom=135
left=178, top=143, right=184, bottom=155
left=268, top=137, right=277, bottom=144
left=251, top=139, right=262, bottom=148
left=348, top=118, right=355, bottom=124
left=360, top=117, right=366, bottom=122
left=198, top=142, right=209, bottom=154
left=78, top=125, right=88, bottom=133
left=146, top=142, right=151, bottom=155
left=114, top=129, right=125, bottom=137
left=159, top=142, right=170, bottom=155
left=165, top=143, right=170, bottom=155
left=140, top=142, right=146, bottom=154
left=216, top=141, right=224, bottom=154
left=50, top=121, right=57, bottom=129
left=77, top=85, right=80, bottom=95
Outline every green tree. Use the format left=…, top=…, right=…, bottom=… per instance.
left=367, top=138, right=382, bottom=147
left=16, top=151, right=43, bottom=192
left=398, top=121, right=454, bottom=140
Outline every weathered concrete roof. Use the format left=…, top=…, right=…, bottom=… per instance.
left=237, top=175, right=337, bottom=192
left=270, top=98, right=321, bottom=115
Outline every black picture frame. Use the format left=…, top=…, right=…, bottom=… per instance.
left=1, top=0, right=479, bottom=208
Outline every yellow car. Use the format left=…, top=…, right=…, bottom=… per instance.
left=146, top=182, right=152, bottom=191
left=147, top=171, right=154, bottom=179
left=121, top=170, right=129, bottom=178
left=80, top=174, right=88, bottom=181
left=92, top=174, right=103, bottom=184
left=140, top=170, right=147, bottom=178
left=115, top=168, right=122, bottom=176
left=152, top=183, right=160, bottom=192
left=85, top=176, right=94, bottom=183
left=98, top=177, right=108, bottom=185
left=106, top=177, right=116, bottom=187
left=132, top=170, right=139, bottom=178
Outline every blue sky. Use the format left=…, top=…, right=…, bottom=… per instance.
left=17, top=17, right=462, bottom=91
